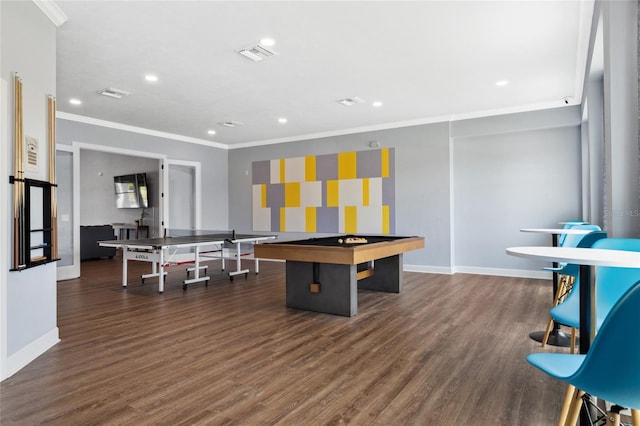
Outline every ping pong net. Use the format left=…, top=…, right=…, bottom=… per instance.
left=164, top=228, right=237, bottom=241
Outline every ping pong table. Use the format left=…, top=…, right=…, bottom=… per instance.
left=99, top=230, right=276, bottom=293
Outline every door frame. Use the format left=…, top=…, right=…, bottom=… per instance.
left=163, top=159, right=202, bottom=231
left=55, top=144, right=77, bottom=280
left=57, top=141, right=167, bottom=280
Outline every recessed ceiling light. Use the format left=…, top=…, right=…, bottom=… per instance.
left=495, top=80, right=509, bottom=87
left=260, top=38, right=275, bottom=47
left=145, top=74, right=158, bottom=82
left=207, top=130, right=216, bottom=135
left=372, top=101, right=383, bottom=107
left=69, top=98, right=82, bottom=105
left=278, top=117, right=287, bottom=124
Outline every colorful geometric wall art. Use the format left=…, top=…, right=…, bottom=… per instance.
left=252, top=148, right=395, bottom=234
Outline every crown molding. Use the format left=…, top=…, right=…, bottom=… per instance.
left=58, top=101, right=575, bottom=151
left=33, top=0, right=68, bottom=27
left=229, top=101, right=576, bottom=150
left=56, top=112, right=228, bottom=150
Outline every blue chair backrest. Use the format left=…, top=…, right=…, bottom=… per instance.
left=592, top=238, right=640, bottom=327
left=559, top=220, right=589, bottom=245
left=572, top=280, right=640, bottom=409
left=560, top=224, right=601, bottom=248
left=556, top=229, right=606, bottom=278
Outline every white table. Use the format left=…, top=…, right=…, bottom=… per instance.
left=506, top=246, right=640, bottom=352
left=507, top=245, right=640, bottom=426
left=519, top=228, right=602, bottom=346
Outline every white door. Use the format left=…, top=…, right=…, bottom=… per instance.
left=56, top=146, right=79, bottom=280
left=163, top=160, right=201, bottom=233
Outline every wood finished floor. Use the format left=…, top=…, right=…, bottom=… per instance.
left=1, top=256, right=568, bottom=425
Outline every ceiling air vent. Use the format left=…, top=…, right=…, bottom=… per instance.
left=218, top=121, right=243, bottom=128
left=97, top=87, right=132, bottom=99
left=238, top=44, right=277, bottom=62
left=337, top=97, right=365, bottom=107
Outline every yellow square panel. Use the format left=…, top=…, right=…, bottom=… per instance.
left=338, top=151, right=357, bottom=180
left=305, top=156, right=316, bottom=182
left=381, top=148, right=389, bottom=178
left=344, top=206, right=357, bottom=233
left=326, top=180, right=339, bottom=207
left=305, top=207, right=317, bottom=232
left=285, top=182, right=300, bottom=207
left=362, top=178, right=369, bottom=206
left=382, top=205, right=390, bottom=234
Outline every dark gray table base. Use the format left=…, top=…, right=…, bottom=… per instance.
left=285, top=254, right=403, bottom=317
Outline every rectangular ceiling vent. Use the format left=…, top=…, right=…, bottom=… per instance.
left=219, top=121, right=243, bottom=128
left=97, top=87, right=132, bottom=99
left=238, top=44, right=277, bottom=62
left=337, top=97, right=365, bottom=107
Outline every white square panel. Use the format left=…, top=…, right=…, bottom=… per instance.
left=253, top=207, right=271, bottom=231
left=338, top=178, right=362, bottom=206
left=300, top=181, right=322, bottom=207
left=283, top=207, right=306, bottom=232
left=285, top=156, right=306, bottom=183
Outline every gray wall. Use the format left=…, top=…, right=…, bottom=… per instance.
left=229, top=123, right=451, bottom=269
left=229, top=107, right=583, bottom=272
left=1, top=1, right=58, bottom=377
left=451, top=109, right=582, bottom=272
left=56, top=119, right=229, bottom=230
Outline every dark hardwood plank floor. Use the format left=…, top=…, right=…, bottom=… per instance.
left=1, top=255, right=567, bottom=425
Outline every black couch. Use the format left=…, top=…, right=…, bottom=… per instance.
left=80, top=225, right=116, bottom=260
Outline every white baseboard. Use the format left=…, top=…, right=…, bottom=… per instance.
left=4, top=328, right=60, bottom=381
left=404, top=264, right=453, bottom=274
left=453, top=266, right=551, bottom=279
left=57, top=264, right=80, bottom=281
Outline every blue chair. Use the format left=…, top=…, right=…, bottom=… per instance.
left=527, top=281, right=640, bottom=425
left=549, top=238, right=640, bottom=353
left=540, top=227, right=605, bottom=349
left=558, top=220, right=589, bottom=246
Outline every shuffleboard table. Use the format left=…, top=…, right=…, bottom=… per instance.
left=254, top=234, right=425, bottom=316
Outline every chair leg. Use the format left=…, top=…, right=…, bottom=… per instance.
left=632, top=409, right=640, bottom=426
left=564, top=389, right=585, bottom=426
left=542, top=275, right=568, bottom=348
left=542, top=317, right=555, bottom=348
left=557, top=385, right=576, bottom=426
left=605, top=411, right=621, bottom=426
left=569, top=327, right=576, bottom=354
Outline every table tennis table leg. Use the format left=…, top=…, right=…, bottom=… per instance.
left=122, top=246, right=128, bottom=288
left=158, top=249, right=165, bottom=293
left=255, top=256, right=259, bottom=274
left=228, top=241, right=249, bottom=280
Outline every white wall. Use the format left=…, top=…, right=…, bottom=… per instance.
left=1, top=1, right=59, bottom=380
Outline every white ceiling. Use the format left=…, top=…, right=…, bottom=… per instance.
left=54, top=1, right=594, bottom=148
